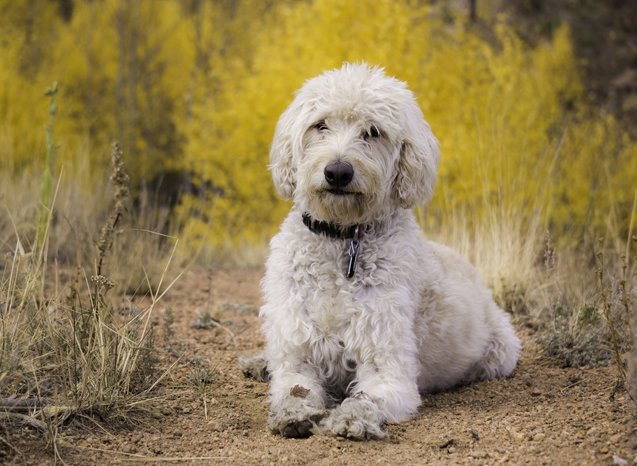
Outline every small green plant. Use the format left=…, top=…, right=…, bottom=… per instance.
left=35, top=83, right=58, bottom=258
left=192, top=310, right=219, bottom=330
left=538, top=303, right=613, bottom=368
left=188, top=367, right=218, bottom=388
left=191, top=307, right=236, bottom=343
left=188, top=366, right=218, bottom=419
left=521, top=228, right=632, bottom=369
left=163, top=307, right=175, bottom=342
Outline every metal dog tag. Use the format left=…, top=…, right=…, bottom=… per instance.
left=346, top=239, right=360, bottom=279
left=346, top=226, right=361, bottom=279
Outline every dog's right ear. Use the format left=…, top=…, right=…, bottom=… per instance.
left=269, top=101, right=302, bottom=200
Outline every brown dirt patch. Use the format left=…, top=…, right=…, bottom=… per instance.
left=5, top=267, right=636, bottom=465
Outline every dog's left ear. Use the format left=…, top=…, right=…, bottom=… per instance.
left=395, top=98, right=440, bottom=209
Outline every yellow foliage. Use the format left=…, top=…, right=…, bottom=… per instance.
left=550, top=112, right=637, bottom=235
left=1, top=0, right=196, bottom=180
left=1, top=0, right=636, bottom=251
left=181, top=0, right=634, bottom=247
left=421, top=24, right=582, bottom=212
left=0, top=2, right=60, bottom=170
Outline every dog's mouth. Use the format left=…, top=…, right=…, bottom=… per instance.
left=325, top=189, right=360, bottom=196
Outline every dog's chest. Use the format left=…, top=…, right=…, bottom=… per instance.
left=307, top=293, right=354, bottom=338
left=279, top=221, right=397, bottom=341
left=302, top=281, right=360, bottom=391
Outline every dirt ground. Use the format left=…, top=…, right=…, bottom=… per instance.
left=7, top=267, right=637, bottom=465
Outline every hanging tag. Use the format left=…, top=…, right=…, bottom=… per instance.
left=346, top=239, right=360, bottom=278
left=346, top=226, right=361, bottom=279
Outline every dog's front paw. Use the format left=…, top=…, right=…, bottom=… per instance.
left=268, top=395, right=326, bottom=438
left=319, top=394, right=385, bottom=440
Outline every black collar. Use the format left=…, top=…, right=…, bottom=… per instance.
left=302, top=212, right=361, bottom=240
left=301, top=212, right=364, bottom=279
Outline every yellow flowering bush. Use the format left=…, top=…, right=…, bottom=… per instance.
left=1, top=0, right=635, bottom=250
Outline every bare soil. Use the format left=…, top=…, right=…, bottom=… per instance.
left=6, top=267, right=637, bottom=465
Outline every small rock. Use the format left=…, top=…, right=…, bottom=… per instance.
left=612, top=455, right=628, bottom=465
left=532, top=433, right=546, bottom=442
left=439, top=438, right=456, bottom=449
left=521, top=374, right=533, bottom=387
left=506, top=427, right=525, bottom=442
left=470, top=451, right=488, bottom=459
left=207, top=420, right=223, bottom=431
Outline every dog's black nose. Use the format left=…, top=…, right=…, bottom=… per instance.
left=324, top=161, right=354, bottom=188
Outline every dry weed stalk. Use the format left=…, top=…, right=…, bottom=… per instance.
left=625, top=235, right=637, bottom=408
left=625, top=192, right=637, bottom=409
left=96, top=142, right=129, bottom=279
left=595, top=241, right=627, bottom=384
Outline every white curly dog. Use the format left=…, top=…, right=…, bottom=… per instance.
left=241, top=63, right=521, bottom=440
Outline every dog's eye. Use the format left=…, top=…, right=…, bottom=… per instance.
left=314, top=120, right=328, bottom=132
left=363, top=125, right=381, bottom=140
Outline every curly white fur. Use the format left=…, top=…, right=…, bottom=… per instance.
left=253, top=63, right=521, bottom=440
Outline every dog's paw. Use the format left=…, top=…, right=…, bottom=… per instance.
left=319, top=395, right=386, bottom=440
left=238, top=354, right=269, bottom=382
left=268, top=396, right=326, bottom=438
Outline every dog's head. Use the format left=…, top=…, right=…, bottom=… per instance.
left=270, top=63, right=439, bottom=224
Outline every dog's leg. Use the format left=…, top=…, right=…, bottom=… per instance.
left=319, top=364, right=421, bottom=440
left=267, top=361, right=327, bottom=438
left=319, top=310, right=422, bottom=440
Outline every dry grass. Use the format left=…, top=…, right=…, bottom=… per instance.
left=629, top=294, right=637, bottom=409
left=428, top=189, right=636, bottom=408
left=0, top=143, right=182, bottom=460
left=426, top=204, right=542, bottom=316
